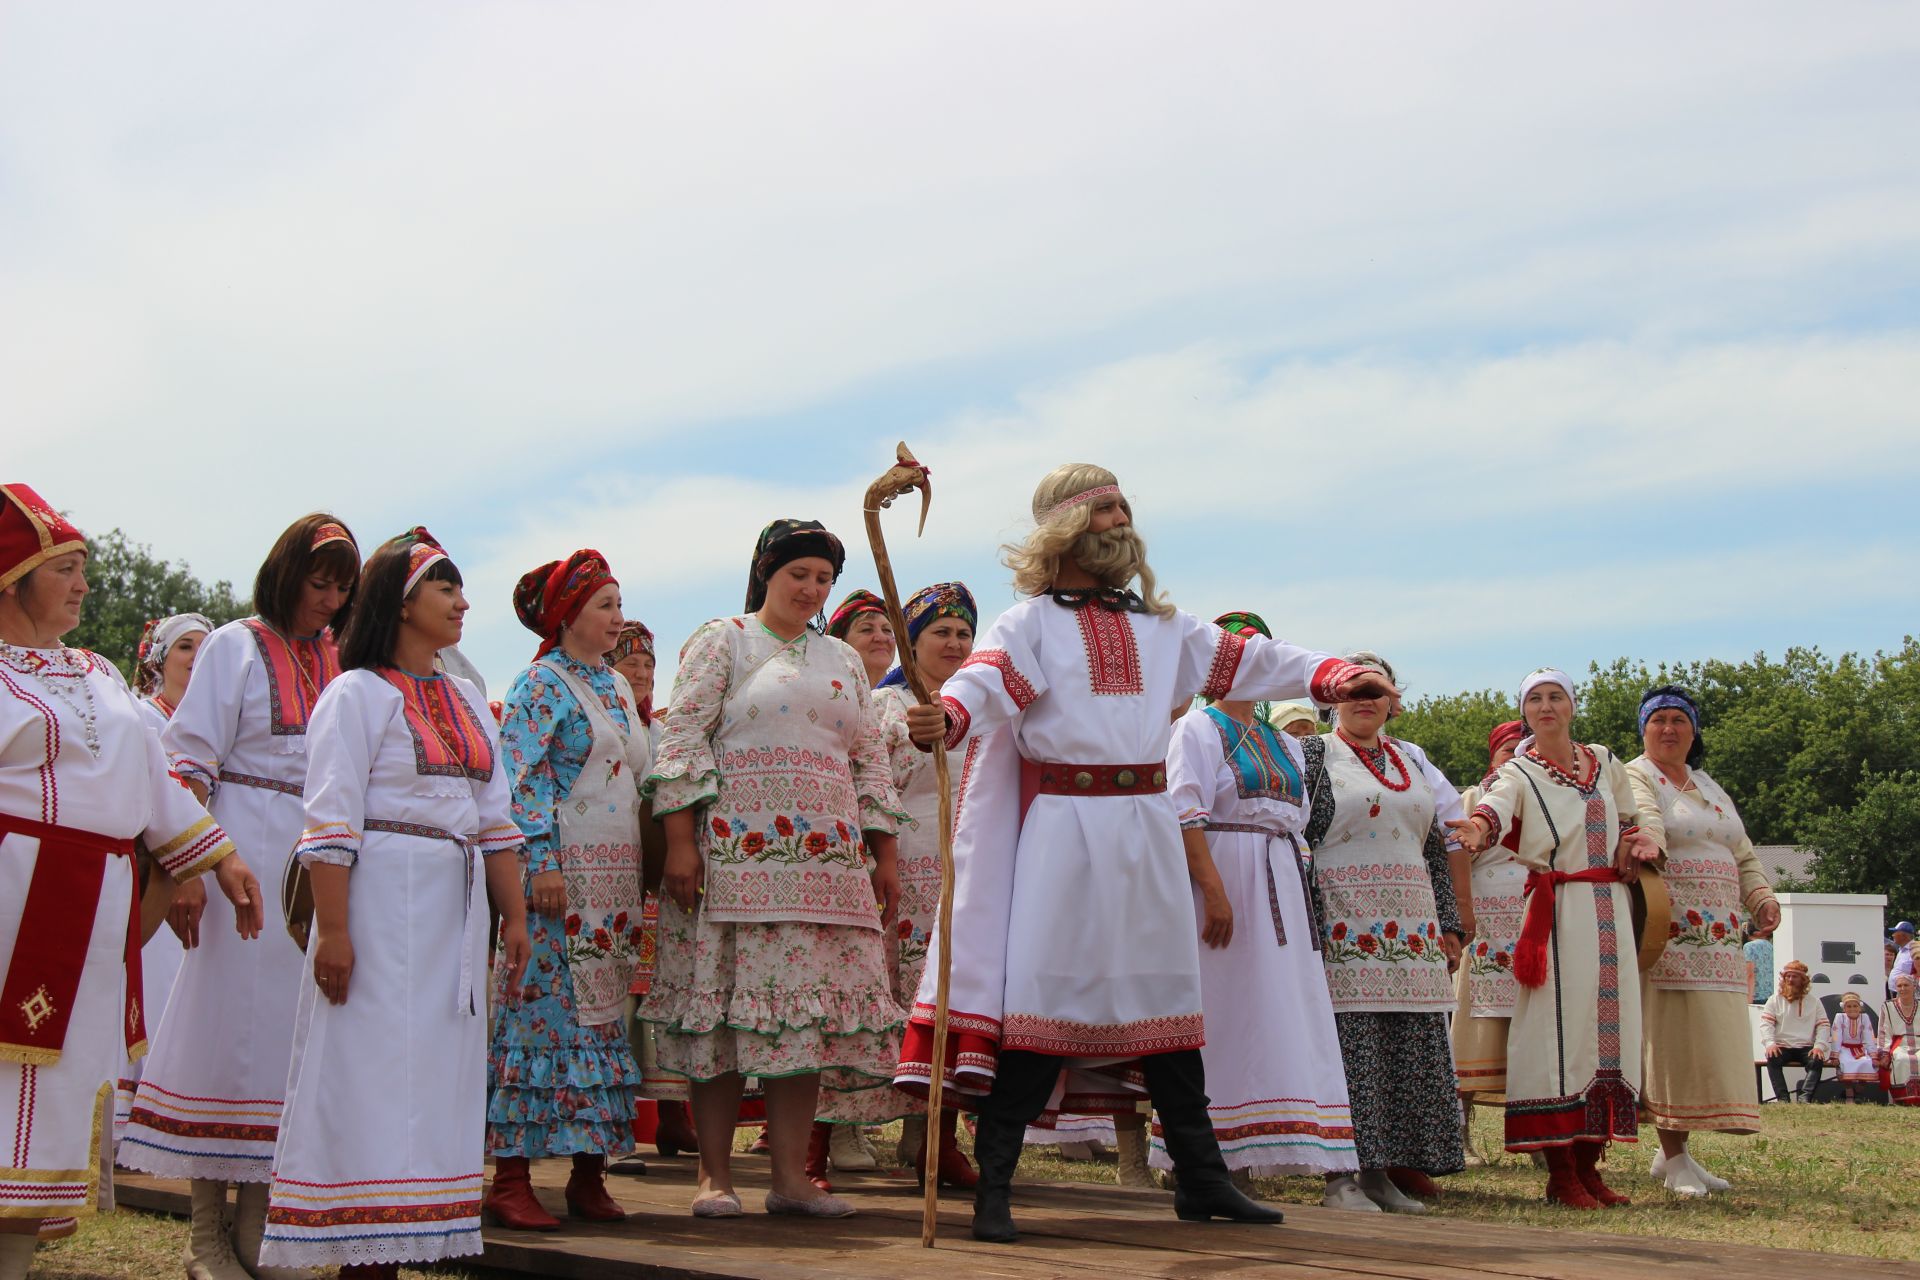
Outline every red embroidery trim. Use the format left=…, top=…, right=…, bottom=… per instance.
left=1201, top=631, right=1246, bottom=700
left=940, top=695, right=971, bottom=750
left=963, top=649, right=1038, bottom=709
left=1075, top=609, right=1143, bottom=696
left=1310, top=658, right=1366, bottom=705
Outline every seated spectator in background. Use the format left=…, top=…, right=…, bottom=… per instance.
left=1892, top=922, right=1916, bottom=992
left=1880, top=975, right=1920, bottom=1107
left=1886, top=941, right=1900, bottom=1000
left=1761, top=961, right=1831, bottom=1103
left=1831, top=992, right=1878, bottom=1104
left=1745, top=922, right=1776, bottom=1006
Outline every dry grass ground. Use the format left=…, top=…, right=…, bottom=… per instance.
left=32, top=1101, right=1920, bottom=1276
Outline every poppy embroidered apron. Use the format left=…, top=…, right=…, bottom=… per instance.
left=1314, top=737, right=1454, bottom=1014
left=543, top=659, right=650, bottom=1029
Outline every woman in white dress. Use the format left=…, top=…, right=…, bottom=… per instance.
left=0, top=486, right=261, bottom=1280
left=1880, top=975, right=1920, bottom=1106
left=1453, top=668, right=1662, bottom=1210
left=112, top=612, right=213, bottom=1145
left=1155, top=612, right=1362, bottom=1204
left=123, top=514, right=360, bottom=1280
left=258, top=530, right=530, bottom=1280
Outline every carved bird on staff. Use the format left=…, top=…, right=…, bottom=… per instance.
left=865, top=442, right=931, bottom=539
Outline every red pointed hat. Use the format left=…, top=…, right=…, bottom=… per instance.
left=0, top=485, right=87, bottom=592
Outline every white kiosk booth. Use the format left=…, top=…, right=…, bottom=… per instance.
left=1750, top=892, right=1887, bottom=1101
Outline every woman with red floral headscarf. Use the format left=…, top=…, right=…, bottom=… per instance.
left=482, top=550, right=652, bottom=1231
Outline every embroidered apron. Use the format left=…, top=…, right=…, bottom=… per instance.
left=544, top=659, right=650, bottom=1029
left=699, top=630, right=877, bottom=928
left=1313, top=736, right=1454, bottom=1014
left=1465, top=838, right=1526, bottom=1018
left=1644, top=769, right=1747, bottom=993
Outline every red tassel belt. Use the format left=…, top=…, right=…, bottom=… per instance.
left=0, top=813, right=141, bottom=1066
left=1513, top=866, right=1618, bottom=990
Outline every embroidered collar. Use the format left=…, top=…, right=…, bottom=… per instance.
left=1049, top=586, right=1146, bottom=613
left=0, top=643, right=99, bottom=679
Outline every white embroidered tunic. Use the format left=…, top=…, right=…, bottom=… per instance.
left=124, top=618, right=341, bottom=1182
left=1472, top=744, right=1654, bottom=1149
left=0, top=644, right=233, bottom=1222
left=896, top=597, right=1361, bottom=1097
left=261, top=669, right=518, bottom=1269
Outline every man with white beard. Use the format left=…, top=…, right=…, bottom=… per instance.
left=896, top=462, right=1398, bottom=1243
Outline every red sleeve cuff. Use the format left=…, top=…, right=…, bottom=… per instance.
left=1473, top=802, right=1504, bottom=843
left=941, top=695, right=971, bottom=751
left=1311, top=657, right=1367, bottom=705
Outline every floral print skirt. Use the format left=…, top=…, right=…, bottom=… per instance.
left=487, top=908, right=643, bottom=1158
left=1333, top=1010, right=1466, bottom=1174
left=641, top=897, right=906, bottom=1113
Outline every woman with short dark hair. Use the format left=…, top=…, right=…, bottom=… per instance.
left=123, top=513, right=360, bottom=1280
left=259, top=530, right=530, bottom=1280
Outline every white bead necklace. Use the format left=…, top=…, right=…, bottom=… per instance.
left=0, top=641, right=103, bottom=758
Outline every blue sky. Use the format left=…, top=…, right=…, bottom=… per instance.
left=5, top=3, right=1918, bottom=706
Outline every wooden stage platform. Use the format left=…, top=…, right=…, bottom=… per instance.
left=115, top=1160, right=1912, bottom=1279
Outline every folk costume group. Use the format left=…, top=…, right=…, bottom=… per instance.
left=0, top=458, right=1805, bottom=1278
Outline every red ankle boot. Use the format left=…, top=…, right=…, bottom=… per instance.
left=485, top=1156, right=562, bottom=1231
left=805, top=1121, right=833, bottom=1191
left=1387, top=1167, right=1441, bottom=1199
left=654, top=1100, right=699, bottom=1157
left=935, top=1110, right=979, bottom=1189
left=565, top=1153, right=627, bottom=1221
left=1572, top=1142, right=1629, bottom=1207
left=1542, top=1146, right=1600, bottom=1209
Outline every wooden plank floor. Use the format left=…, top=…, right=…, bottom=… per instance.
left=114, top=1158, right=1919, bottom=1280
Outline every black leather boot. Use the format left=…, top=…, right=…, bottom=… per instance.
left=969, top=1114, right=1027, bottom=1243
left=1147, top=1052, right=1284, bottom=1226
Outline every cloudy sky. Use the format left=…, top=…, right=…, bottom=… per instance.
left=6, top=3, right=1917, bottom=704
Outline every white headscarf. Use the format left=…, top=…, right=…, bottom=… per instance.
left=137, top=612, right=214, bottom=695
left=1516, top=667, right=1577, bottom=748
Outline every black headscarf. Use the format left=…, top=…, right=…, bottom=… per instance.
left=745, top=519, right=846, bottom=614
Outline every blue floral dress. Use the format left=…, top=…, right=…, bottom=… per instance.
left=487, top=652, right=645, bottom=1158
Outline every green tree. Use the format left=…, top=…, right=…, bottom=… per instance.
left=1391, top=689, right=1518, bottom=787
left=1388, top=639, right=1920, bottom=851
left=1803, top=771, right=1920, bottom=926
left=66, top=530, right=249, bottom=678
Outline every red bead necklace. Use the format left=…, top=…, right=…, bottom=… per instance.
left=1336, top=728, right=1412, bottom=792
left=1525, top=742, right=1599, bottom=792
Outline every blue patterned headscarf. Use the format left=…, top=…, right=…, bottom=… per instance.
left=877, top=581, right=977, bottom=689
left=1638, top=685, right=1704, bottom=766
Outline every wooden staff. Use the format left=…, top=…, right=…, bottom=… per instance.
left=860, top=442, right=953, bottom=1247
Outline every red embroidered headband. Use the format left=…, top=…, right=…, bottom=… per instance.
left=1040, top=484, right=1122, bottom=524
left=310, top=521, right=355, bottom=553
left=401, top=528, right=449, bottom=598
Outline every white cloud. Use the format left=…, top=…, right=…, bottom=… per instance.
left=2, top=4, right=1915, bottom=693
